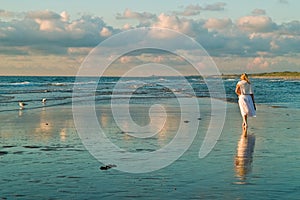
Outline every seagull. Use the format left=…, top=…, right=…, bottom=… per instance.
left=19, top=101, right=27, bottom=109
left=42, top=98, right=47, bottom=104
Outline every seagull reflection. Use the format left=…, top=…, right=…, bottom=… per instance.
left=234, top=133, right=255, bottom=184
left=18, top=109, right=23, bottom=117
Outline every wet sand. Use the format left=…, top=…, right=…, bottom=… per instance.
left=1, top=99, right=300, bottom=199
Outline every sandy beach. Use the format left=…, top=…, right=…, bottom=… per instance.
left=1, top=0, right=300, bottom=198
left=1, top=97, right=300, bottom=199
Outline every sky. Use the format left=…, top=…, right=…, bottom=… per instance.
left=0, top=0, right=299, bottom=76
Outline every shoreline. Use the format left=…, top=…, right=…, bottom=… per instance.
left=6, top=89, right=297, bottom=116
left=1, top=95, right=297, bottom=116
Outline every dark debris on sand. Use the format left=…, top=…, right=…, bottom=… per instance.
left=100, top=164, right=117, bottom=170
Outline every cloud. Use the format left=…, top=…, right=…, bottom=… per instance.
left=270, top=40, right=280, bottom=50
left=0, top=9, right=18, bottom=18
left=151, top=13, right=195, bottom=36
left=0, top=10, right=119, bottom=54
left=119, top=55, right=132, bottom=64
left=272, top=35, right=300, bottom=55
left=237, top=15, right=277, bottom=32
left=122, top=23, right=133, bottom=30
left=278, top=0, right=288, bottom=4
left=100, top=27, right=112, bottom=37
left=116, top=9, right=156, bottom=21
left=251, top=9, right=266, bottom=16
left=153, top=55, right=165, bottom=63
left=173, top=4, right=201, bottom=16
left=174, top=3, right=226, bottom=16
left=67, top=47, right=91, bottom=56
left=247, top=56, right=270, bottom=70
left=60, top=11, right=70, bottom=22
left=1, top=7, right=300, bottom=75
left=26, top=10, right=61, bottom=20
left=203, top=2, right=226, bottom=11
left=280, top=20, right=300, bottom=35
left=0, top=46, right=29, bottom=55
left=204, top=18, right=232, bottom=30
left=0, top=8, right=300, bottom=62
left=0, top=54, right=80, bottom=76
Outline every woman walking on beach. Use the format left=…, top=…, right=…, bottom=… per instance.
left=235, top=73, right=256, bottom=132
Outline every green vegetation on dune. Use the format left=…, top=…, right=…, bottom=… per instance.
left=221, top=71, right=300, bottom=79
left=251, top=71, right=300, bottom=77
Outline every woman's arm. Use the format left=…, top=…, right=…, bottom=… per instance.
left=235, top=84, right=241, bottom=96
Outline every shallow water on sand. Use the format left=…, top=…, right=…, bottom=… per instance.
left=1, top=98, right=300, bottom=199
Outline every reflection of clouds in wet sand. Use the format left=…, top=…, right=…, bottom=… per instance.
left=234, top=134, right=255, bottom=184
left=33, top=109, right=74, bottom=142
left=4, top=107, right=75, bottom=143
left=33, top=109, right=54, bottom=141
left=97, top=104, right=181, bottom=149
left=60, top=128, right=67, bottom=141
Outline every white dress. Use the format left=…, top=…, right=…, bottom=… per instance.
left=237, top=80, right=256, bottom=117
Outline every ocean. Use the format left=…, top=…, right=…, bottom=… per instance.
left=0, top=76, right=299, bottom=199
left=0, top=76, right=299, bottom=112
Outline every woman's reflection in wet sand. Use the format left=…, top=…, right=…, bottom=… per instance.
left=234, top=132, right=255, bottom=184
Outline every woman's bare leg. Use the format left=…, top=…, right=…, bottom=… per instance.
left=242, top=124, right=247, bottom=137
left=242, top=115, right=248, bottom=128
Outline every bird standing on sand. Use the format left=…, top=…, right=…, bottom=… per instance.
left=42, top=98, right=47, bottom=104
left=19, top=101, right=27, bottom=109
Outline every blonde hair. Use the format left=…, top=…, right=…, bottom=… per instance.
left=240, top=73, right=251, bottom=84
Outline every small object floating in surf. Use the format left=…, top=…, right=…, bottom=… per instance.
left=42, top=98, right=47, bottom=104
left=100, top=164, right=117, bottom=170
